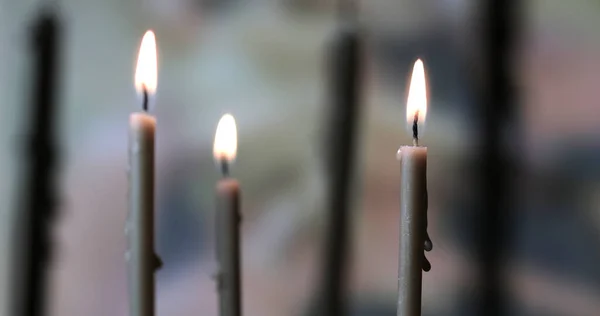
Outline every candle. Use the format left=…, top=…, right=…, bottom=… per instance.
left=396, top=59, right=432, bottom=316
left=127, top=30, right=161, bottom=316
left=213, top=114, right=242, bottom=316
left=11, top=7, right=61, bottom=316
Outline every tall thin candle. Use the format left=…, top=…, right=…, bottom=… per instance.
left=213, top=114, right=242, bottom=316
left=396, top=59, right=432, bottom=316
left=127, top=30, right=161, bottom=316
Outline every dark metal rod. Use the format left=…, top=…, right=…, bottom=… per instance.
left=477, top=0, right=520, bottom=315
left=318, top=22, right=362, bottom=316
left=11, top=7, right=61, bottom=316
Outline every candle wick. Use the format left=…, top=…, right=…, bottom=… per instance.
left=142, top=84, right=149, bottom=112
left=412, top=111, right=419, bottom=146
left=220, top=158, right=230, bottom=178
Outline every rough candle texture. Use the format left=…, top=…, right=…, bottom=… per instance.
left=397, top=146, right=427, bottom=316
left=127, top=112, right=158, bottom=316
left=216, top=179, right=242, bottom=316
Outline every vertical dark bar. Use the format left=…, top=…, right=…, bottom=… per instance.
left=477, top=0, right=519, bottom=315
left=215, top=179, right=242, bottom=316
left=11, top=7, right=61, bottom=316
left=318, top=18, right=362, bottom=316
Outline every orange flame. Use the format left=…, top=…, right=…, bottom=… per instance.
left=406, top=59, right=427, bottom=124
left=213, top=114, right=238, bottom=162
left=134, top=30, right=157, bottom=95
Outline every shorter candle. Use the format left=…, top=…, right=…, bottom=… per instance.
left=213, top=114, right=242, bottom=316
left=127, top=30, right=161, bottom=316
left=396, top=59, right=432, bottom=316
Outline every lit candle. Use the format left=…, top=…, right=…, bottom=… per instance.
left=396, top=59, right=432, bottom=316
left=127, top=30, right=161, bottom=316
left=213, top=114, right=242, bottom=316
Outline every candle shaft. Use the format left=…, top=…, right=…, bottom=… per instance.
left=216, top=179, right=242, bottom=316
left=397, top=146, right=427, bottom=316
left=127, top=112, right=157, bottom=316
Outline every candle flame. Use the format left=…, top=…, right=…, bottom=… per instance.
left=213, top=114, right=237, bottom=162
left=134, top=30, right=158, bottom=95
left=406, top=59, right=427, bottom=124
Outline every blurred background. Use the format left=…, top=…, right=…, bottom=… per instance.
left=1, top=0, right=600, bottom=315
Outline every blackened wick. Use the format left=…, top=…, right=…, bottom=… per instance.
left=412, top=110, right=419, bottom=146
left=142, top=84, right=149, bottom=112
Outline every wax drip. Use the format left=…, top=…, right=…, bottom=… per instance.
left=423, top=188, right=432, bottom=272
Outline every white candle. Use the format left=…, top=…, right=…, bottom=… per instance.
left=396, top=59, right=431, bottom=316
left=127, top=30, right=161, bottom=316
left=213, top=114, right=242, bottom=316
